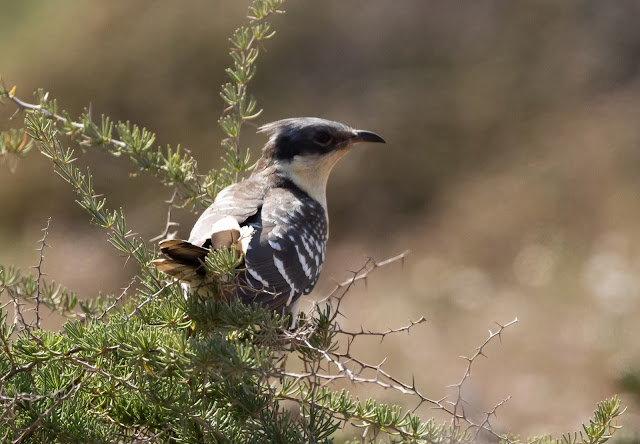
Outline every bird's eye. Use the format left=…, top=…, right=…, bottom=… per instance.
left=314, top=132, right=332, bottom=146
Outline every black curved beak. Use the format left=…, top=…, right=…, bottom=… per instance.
left=354, top=130, right=386, bottom=144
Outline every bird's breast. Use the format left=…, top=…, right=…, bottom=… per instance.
left=243, top=189, right=328, bottom=299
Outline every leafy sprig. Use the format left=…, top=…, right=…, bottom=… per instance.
left=218, top=0, right=284, bottom=185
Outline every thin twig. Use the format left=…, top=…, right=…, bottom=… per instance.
left=335, top=316, right=427, bottom=344
left=471, top=396, right=512, bottom=442
left=320, top=251, right=409, bottom=303
left=150, top=186, right=180, bottom=242
left=449, top=318, right=518, bottom=435
left=309, top=250, right=410, bottom=324
left=125, top=283, right=173, bottom=320
left=8, top=94, right=127, bottom=148
left=97, top=276, right=137, bottom=321
left=6, top=288, right=30, bottom=334
left=32, top=217, right=51, bottom=329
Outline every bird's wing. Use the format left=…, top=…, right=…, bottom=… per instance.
left=240, top=186, right=327, bottom=311
left=188, top=178, right=267, bottom=247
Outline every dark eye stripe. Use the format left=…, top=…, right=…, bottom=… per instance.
left=315, top=132, right=331, bottom=145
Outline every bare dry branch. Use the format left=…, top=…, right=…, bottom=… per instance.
left=334, top=316, right=427, bottom=344
left=448, top=318, right=518, bottom=437
left=318, top=250, right=410, bottom=306
left=471, top=396, right=512, bottom=442
left=32, top=217, right=51, bottom=329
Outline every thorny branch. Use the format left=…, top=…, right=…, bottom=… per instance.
left=283, top=316, right=518, bottom=439
left=449, top=318, right=519, bottom=438
left=320, top=250, right=410, bottom=303
left=284, top=253, right=518, bottom=439
left=334, top=316, right=427, bottom=353
left=285, top=328, right=449, bottom=411
left=32, top=217, right=51, bottom=329
left=472, top=396, right=512, bottom=443
left=312, top=250, right=410, bottom=323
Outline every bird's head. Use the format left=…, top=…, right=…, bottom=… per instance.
left=255, top=117, right=385, bottom=208
left=258, top=117, right=385, bottom=160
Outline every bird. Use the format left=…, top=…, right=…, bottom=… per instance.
left=152, top=117, right=385, bottom=326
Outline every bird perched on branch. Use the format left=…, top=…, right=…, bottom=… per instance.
left=153, top=117, right=385, bottom=325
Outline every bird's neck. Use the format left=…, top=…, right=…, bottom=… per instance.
left=273, top=150, right=349, bottom=211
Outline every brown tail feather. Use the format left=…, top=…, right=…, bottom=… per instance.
left=154, top=239, right=208, bottom=283
left=154, top=229, right=251, bottom=284
left=158, top=239, right=209, bottom=264
left=152, top=258, right=203, bottom=281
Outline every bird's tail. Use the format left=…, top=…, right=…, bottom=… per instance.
left=152, top=239, right=209, bottom=282
left=152, top=218, right=254, bottom=285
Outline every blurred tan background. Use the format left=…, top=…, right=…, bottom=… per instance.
left=2, top=1, right=640, bottom=439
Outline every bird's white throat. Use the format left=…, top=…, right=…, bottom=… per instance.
left=277, top=150, right=349, bottom=211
